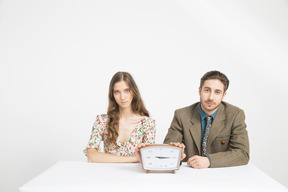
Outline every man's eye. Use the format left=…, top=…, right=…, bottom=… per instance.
left=216, top=91, right=221, bottom=94
left=205, top=89, right=209, bottom=92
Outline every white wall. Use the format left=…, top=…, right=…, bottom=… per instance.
left=1, top=0, right=288, bottom=191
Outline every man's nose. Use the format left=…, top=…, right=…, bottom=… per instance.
left=209, top=92, right=214, bottom=100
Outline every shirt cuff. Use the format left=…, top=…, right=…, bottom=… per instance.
left=204, top=154, right=211, bottom=168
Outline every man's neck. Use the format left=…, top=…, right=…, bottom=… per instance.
left=200, top=104, right=219, bottom=116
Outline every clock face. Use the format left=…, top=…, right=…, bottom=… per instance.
left=140, top=145, right=182, bottom=171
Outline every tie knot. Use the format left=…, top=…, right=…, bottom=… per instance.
left=206, top=116, right=212, bottom=124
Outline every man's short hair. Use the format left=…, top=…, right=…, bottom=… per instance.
left=200, top=70, right=229, bottom=92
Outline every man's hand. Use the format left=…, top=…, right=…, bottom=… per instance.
left=169, top=142, right=186, bottom=160
left=187, top=155, right=210, bottom=169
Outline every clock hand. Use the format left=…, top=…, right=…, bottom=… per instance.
left=155, top=156, right=170, bottom=159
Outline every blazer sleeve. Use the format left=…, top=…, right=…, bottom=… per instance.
left=208, top=110, right=250, bottom=168
left=163, top=110, right=184, bottom=144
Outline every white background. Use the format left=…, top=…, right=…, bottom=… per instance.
left=0, top=0, right=288, bottom=192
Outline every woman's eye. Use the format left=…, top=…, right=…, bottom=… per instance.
left=114, top=91, right=119, bottom=94
left=125, top=89, right=130, bottom=93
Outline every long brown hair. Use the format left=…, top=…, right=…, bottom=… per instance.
left=107, top=72, right=149, bottom=142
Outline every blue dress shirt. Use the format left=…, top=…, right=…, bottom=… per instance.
left=199, top=104, right=219, bottom=166
left=199, top=104, right=218, bottom=142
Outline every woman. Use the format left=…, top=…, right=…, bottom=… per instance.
left=84, top=72, right=155, bottom=163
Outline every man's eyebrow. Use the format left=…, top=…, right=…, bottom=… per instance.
left=203, top=87, right=211, bottom=89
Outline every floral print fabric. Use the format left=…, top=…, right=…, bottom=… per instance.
left=84, top=114, right=156, bottom=156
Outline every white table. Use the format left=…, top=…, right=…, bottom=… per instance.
left=19, top=161, right=287, bottom=192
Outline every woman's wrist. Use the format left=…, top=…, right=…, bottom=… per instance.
left=131, top=155, right=139, bottom=163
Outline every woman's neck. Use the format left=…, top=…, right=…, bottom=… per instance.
left=119, top=107, right=136, bottom=120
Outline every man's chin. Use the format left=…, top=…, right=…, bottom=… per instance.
left=203, top=105, right=218, bottom=112
left=204, top=105, right=214, bottom=110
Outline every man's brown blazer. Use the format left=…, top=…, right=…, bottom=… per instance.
left=164, top=101, right=249, bottom=168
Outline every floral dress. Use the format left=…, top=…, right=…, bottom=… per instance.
left=84, top=114, right=156, bottom=156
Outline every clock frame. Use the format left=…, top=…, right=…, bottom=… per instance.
left=139, top=144, right=182, bottom=174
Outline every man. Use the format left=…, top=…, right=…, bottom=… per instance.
left=164, top=70, right=249, bottom=168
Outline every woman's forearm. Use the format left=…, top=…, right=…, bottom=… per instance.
left=87, top=149, right=138, bottom=163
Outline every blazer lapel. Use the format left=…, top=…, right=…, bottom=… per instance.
left=189, top=103, right=202, bottom=154
left=207, top=103, right=226, bottom=146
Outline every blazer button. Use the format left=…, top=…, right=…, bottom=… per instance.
left=221, top=140, right=225, bottom=145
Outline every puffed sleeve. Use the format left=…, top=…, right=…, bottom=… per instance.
left=142, top=118, right=156, bottom=144
left=83, top=115, right=106, bottom=156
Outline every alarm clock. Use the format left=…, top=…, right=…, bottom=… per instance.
left=139, top=144, right=182, bottom=174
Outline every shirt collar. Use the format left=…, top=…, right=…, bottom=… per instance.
left=199, top=103, right=218, bottom=121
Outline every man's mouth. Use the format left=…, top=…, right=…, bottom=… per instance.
left=205, top=101, right=214, bottom=105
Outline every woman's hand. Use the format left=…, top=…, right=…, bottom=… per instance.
left=135, top=143, right=151, bottom=163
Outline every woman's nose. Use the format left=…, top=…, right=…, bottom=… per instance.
left=120, top=93, right=125, bottom=100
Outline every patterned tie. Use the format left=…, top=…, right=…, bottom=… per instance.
left=202, top=116, right=212, bottom=156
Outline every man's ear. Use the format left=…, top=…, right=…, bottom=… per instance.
left=198, top=87, right=201, bottom=96
left=222, top=91, right=227, bottom=99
